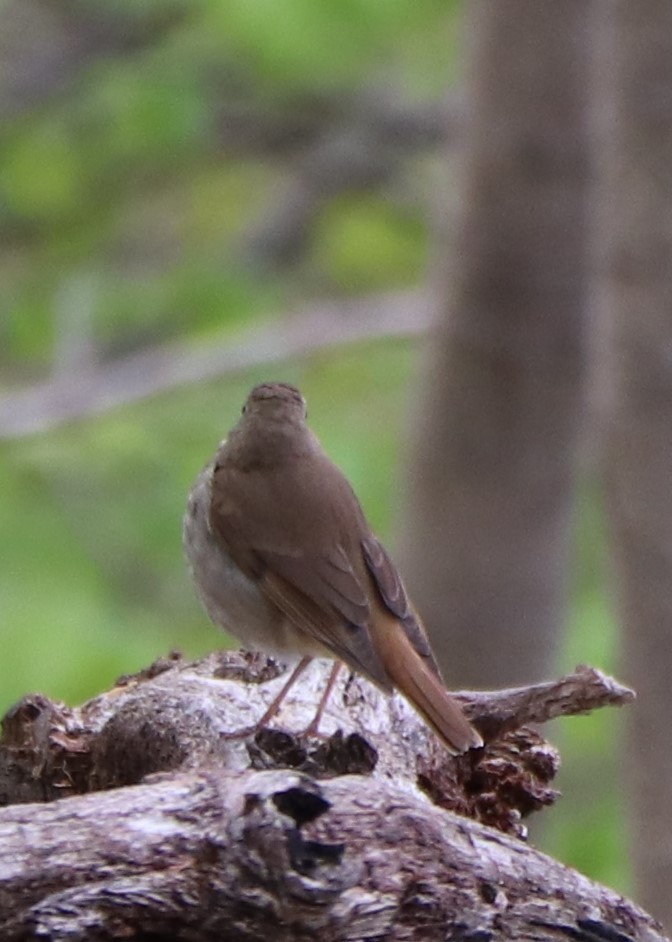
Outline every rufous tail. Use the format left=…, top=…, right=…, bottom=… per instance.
left=377, top=614, right=483, bottom=754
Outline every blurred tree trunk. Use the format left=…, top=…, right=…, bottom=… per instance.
left=399, top=1, right=591, bottom=687
left=595, top=0, right=672, bottom=928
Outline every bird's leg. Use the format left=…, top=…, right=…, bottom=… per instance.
left=255, top=655, right=313, bottom=728
left=303, top=661, right=343, bottom=738
left=222, top=656, right=313, bottom=740
left=223, top=658, right=344, bottom=741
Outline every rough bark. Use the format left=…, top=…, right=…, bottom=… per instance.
left=0, top=768, right=666, bottom=942
left=0, top=652, right=630, bottom=829
left=0, top=650, right=652, bottom=940
left=593, top=0, right=672, bottom=928
left=400, top=0, right=590, bottom=687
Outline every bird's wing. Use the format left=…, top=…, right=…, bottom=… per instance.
left=261, top=556, right=391, bottom=689
left=209, top=458, right=392, bottom=689
left=361, top=535, right=441, bottom=677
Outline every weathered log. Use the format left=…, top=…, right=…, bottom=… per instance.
left=0, top=653, right=630, bottom=833
left=0, top=767, right=665, bottom=941
left=0, top=652, right=659, bottom=942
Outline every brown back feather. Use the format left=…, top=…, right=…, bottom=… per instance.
left=210, top=433, right=481, bottom=751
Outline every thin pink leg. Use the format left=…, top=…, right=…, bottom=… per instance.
left=255, top=656, right=313, bottom=728
left=304, top=662, right=343, bottom=737
left=223, top=656, right=313, bottom=740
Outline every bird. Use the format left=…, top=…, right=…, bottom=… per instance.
left=183, top=381, right=482, bottom=753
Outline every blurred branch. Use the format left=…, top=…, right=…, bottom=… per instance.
left=217, top=91, right=454, bottom=159
left=0, top=0, right=190, bottom=119
left=237, top=95, right=459, bottom=269
left=52, top=273, right=99, bottom=380
left=0, top=290, right=433, bottom=438
left=0, top=0, right=460, bottom=274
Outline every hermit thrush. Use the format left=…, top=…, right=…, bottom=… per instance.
left=183, top=382, right=482, bottom=753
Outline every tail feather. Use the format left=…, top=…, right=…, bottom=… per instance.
left=375, top=612, right=482, bottom=754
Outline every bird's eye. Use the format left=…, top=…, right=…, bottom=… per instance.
left=241, top=404, right=247, bottom=414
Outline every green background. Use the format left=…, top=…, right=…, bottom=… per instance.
left=0, top=0, right=627, bottom=895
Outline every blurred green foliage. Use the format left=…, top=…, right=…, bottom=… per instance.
left=0, top=0, right=626, bottom=898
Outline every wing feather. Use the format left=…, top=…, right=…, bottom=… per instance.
left=209, top=457, right=392, bottom=689
left=362, top=535, right=440, bottom=675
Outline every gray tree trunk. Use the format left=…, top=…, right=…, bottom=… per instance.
left=594, top=0, right=672, bottom=928
left=400, top=0, right=590, bottom=687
